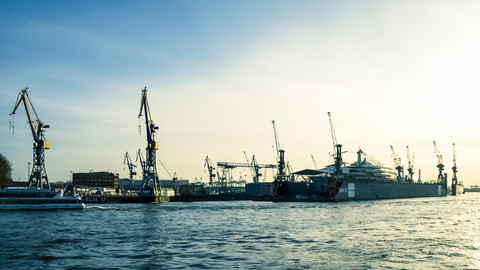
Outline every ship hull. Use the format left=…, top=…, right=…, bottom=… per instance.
left=331, top=179, right=447, bottom=201
left=274, top=177, right=447, bottom=201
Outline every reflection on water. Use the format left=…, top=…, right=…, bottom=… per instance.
left=1, top=194, right=480, bottom=269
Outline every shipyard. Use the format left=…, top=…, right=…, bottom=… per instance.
left=2, top=1, right=480, bottom=269
left=0, top=87, right=465, bottom=207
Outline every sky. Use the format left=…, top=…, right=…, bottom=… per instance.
left=1, top=0, right=480, bottom=186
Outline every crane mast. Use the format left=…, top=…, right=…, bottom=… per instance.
left=452, top=143, right=458, bottom=195
left=123, top=152, right=137, bottom=180
left=433, top=140, right=445, bottom=184
left=272, top=120, right=286, bottom=181
left=406, top=146, right=415, bottom=182
left=328, top=112, right=342, bottom=175
left=10, top=88, right=51, bottom=189
left=138, top=87, right=160, bottom=192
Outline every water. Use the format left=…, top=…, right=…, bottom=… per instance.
left=1, top=193, right=480, bottom=269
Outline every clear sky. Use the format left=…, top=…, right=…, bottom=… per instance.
left=1, top=0, right=479, bottom=186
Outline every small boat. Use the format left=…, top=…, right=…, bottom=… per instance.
left=0, top=188, right=85, bottom=210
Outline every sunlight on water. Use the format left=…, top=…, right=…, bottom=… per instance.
left=1, top=194, right=480, bottom=269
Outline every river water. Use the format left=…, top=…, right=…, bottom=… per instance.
left=1, top=193, right=480, bottom=269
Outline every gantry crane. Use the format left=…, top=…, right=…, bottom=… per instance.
left=272, top=120, right=286, bottom=181
left=138, top=87, right=160, bottom=192
left=406, top=146, right=415, bottom=182
left=10, top=88, right=51, bottom=189
left=390, top=145, right=404, bottom=181
left=433, top=140, right=445, bottom=184
left=328, top=112, right=343, bottom=175
left=217, top=160, right=276, bottom=183
left=452, top=143, right=459, bottom=195
left=123, top=152, right=137, bottom=180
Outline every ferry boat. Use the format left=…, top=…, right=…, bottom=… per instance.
left=0, top=188, right=85, bottom=210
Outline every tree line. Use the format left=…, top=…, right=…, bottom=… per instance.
left=0, top=154, right=12, bottom=188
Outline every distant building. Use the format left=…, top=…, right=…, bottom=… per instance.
left=120, top=178, right=188, bottom=192
left=73, top=171, right=119, bottom=189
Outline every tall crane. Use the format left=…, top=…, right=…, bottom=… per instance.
left=272, top=120, right=286, bottom=180
left=138, top=87, right=160, bottom=192
left=328, top=112, right=343, bottom=175
left=433, top=140, right=445, bottom=183
left=452, top=143, right=458, bottom=194
left=204, top=156, right=216, bottom=187
left=390, top=145, right=404, bottom=181
left=10, top=88, right=51, bottom=189
left=123, top=152, right=137, bottom=180
left=406, top=146, right=415, bottom=182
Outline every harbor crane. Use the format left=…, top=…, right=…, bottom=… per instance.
left=390, top=145, right=404, bottom=181
left=138, top=87, right=160, bottom=192
left=452, top=143, right=459, bottom=195
left=123, top=152, right=137, bottom=180
left=328, top=112, right=343, bottom=175
left=204, top=156, right=216, bottom=187
left=10, top=88, right=51, bottom=189
left=433, top=140, right=445, bottom=184
left=272, top=120, right=287, bottom=181
left=251, top=155, right=264, bottom=183
left=406, top=146, right=415, bottom=182
left=136, top=148, right=146, bottom=173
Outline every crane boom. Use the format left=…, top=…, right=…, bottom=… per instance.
left=327, top=112, right=343, bottom=175
left=159, top=159, right=177, bottom=180
left=327, top=112, right=337, bottom=151
left=311, top=154, right=318, bottom=170
left=10, top=88, right=50, bottom=189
